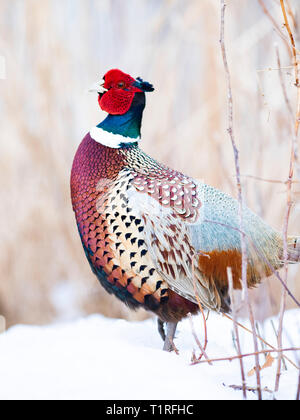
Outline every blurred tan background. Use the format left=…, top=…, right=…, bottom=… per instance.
left=0, top=0, right=299, bottom=327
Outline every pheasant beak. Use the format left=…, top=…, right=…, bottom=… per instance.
left=87, top=79, right=107, bottom=95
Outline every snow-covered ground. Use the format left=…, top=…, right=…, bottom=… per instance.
left=0, top=310, right=299, bottom=400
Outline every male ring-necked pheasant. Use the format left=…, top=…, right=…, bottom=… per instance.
left=71, top=69, right=300, bottom=351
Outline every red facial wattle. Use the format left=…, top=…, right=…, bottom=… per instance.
left=99, top=69, right=143, bottom=115
left=99, top=90, right=136, bottom=115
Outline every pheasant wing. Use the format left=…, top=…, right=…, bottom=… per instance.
left=129, top=172, right=283, bottom=311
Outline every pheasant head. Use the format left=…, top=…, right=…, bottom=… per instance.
left=89, top=69, right=154, bottom=147
left=91, top=69, right=154, bottom=115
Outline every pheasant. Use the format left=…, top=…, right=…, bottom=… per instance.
left=71, top=69, right=300, bottom=351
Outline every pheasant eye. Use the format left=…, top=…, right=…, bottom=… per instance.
left=117, top=81, right=125, bottom=88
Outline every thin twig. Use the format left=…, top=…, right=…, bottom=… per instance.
left=276, top=45, right=294, bottom=118
left=220, top=0, right=262, bottom=399
left=188, top=313, right=212, bottom=365
left=280, top=0, right=299, bottom=87
left=276, top=44, right=300, bottom=179
left=191, top=347, right=300, bottom=365
left=257, top=0, right=293, bottom=56
left=227, top=384, right=274, bottom=394
left=223, top=313, right=299, bottom=370
left=240, top=173, right=299, bottom=184
left=191, top=256, right=209, bottom=360
left=257, top=65, right=296, bottom=73
left=275, top=0, right=299, bottom=394
left=270, top=319, right=287, bottom=370
left=227, top=267, right=247, bottom=399
left=280, top=0, right=300, bottom=140
left=285, top=0, right=296, bottom=29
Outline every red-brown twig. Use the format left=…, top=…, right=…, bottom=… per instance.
left=220, top=0, right=262, bottom=399
left=280, top=0, right=299, bottom=87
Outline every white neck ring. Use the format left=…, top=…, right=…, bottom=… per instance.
left=90, top=126, right=140, bottom=148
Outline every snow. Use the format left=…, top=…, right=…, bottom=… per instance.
left=0, top=310, right=299, bottom=400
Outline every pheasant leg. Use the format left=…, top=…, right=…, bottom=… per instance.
left=157, top=318, right=166, bottom=342
left=163, top=322, right=178, bottom=352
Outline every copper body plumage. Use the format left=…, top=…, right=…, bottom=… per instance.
left=71, top=133, right=199, bottom=323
